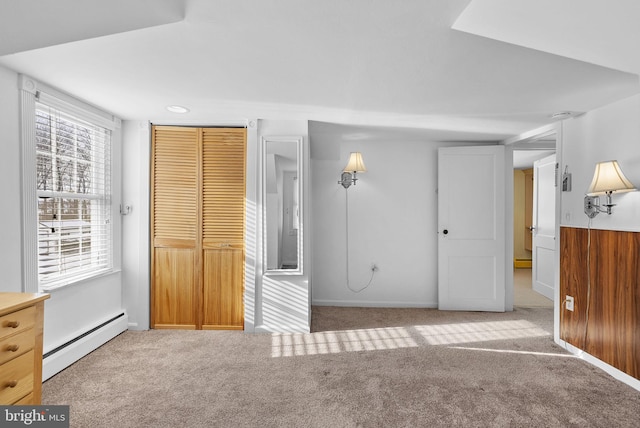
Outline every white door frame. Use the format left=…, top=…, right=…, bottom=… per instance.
left=502, top=123, right=562, bottom=343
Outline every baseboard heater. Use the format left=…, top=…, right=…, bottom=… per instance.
left=514, top=258, right=532, bottom=269
left=43, top=312, right=128, bottom=381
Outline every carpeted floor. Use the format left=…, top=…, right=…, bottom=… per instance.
left=42, top=306, right=639, bottom=427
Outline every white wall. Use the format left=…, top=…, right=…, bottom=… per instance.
left=310, top=125, right=487, bottom=307
left=0, top=65, right=23, bottom=292
left=121, top=121, right=150, bottom=330
left=561, top=94, right=640, bottom=231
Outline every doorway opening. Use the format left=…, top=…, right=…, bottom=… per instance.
left=512, top=132, right=556, bottom=308
left=514, top=269, right=553, bottom=307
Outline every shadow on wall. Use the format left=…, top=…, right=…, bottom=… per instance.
left=261, top=276, right=309, bottom=332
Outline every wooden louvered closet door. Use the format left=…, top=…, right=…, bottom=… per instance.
left=151, top=126, right=246, bottom=330
left=151, top=126, right=199, bottom=329
left=201, top=128, right=246, bottom=330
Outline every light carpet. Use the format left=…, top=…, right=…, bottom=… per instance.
left=43, top=306, right=640, bottom=427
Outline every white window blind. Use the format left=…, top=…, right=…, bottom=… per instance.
left=35, top=100, right=112, bottom=288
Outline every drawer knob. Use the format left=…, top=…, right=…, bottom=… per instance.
left=6, top=344, right=19, bottom=352
left=5, top=321, right=20, bottom=328
left=5, top=380, right=18, bottom=388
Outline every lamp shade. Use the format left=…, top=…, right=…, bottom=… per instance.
left=587, top=160, right=636, bottom=195
left=343, top=152, right=367, bottom=173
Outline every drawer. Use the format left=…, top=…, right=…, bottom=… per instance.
left=0, top=306, right=35, bottom=340
left=0, top=328, right=34, bottom=365
left=0, top=349, right=34, bottom=404
left=14, top=392, right=34, bottom=405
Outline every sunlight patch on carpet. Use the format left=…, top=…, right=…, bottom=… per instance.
left=414, top=319, right=550, bottom=345
left=271, top=320, right=551, bottom=357
left=271, top=327, right=418, bottom=357
left=449, top=346, right=576, bottom=358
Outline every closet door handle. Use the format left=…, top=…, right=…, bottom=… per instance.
left=443, top=229, right=449, bottom=235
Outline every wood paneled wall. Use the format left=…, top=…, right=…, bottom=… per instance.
left=560, top=226, right=640, bottom=379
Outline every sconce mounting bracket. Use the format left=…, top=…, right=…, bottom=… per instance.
left=339, top=171, right=354, bottom=189
left=584, top=195, right=599, bottom=218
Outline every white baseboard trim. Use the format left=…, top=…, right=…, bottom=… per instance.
left=127, top=322, right=145, bottom=330
left=312, top=299, right=437, bottom=308
left=43, top=313, right=128, bottom=381
left=254, top=324, right=310, bottom=334
left=557, top=338, right=640, bottom=392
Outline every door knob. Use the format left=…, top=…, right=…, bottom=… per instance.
left=443, top=229, right=448, bottom=235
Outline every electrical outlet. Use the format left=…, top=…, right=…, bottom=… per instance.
left=565, top=295, right=574, bottom=312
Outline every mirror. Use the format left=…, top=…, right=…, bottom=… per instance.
left=263, top=136, right=303, bottom=273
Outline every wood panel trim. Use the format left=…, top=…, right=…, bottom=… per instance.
left=153, top=238, right=196, bottom=249
left=202, top=326, right=244, bottom=331
left=152, top=324, right=197, bottom=330
left=32, top=301, right=45, bottom=403
left=560, top=226, right=640, bottom=379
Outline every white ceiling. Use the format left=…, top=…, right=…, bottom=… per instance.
left=453, top=0, right=640, bottom=75
left=0, top=0, right=184, bottom=56
left=0, top=0, right=638, bottom=141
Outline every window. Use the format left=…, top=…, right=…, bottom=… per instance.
left=34, top=100, right=112, bottom=287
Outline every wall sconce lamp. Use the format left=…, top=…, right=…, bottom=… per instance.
left=339, top=152, right=367, bottom=189
left=584, top=160, right=636, bottom=218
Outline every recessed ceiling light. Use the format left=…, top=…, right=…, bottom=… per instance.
left=166, top=105, right=190, bottom=113
left=550, top=111, right=572, bottom=120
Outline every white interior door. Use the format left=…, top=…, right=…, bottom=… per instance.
left=532, top=154, right=556, bottom=300
left=438, top=146, right=505, bottom=312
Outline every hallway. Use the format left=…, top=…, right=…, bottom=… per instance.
left=514, top=268, right=553, bottom=308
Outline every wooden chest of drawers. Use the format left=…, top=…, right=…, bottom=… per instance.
left=0, top=293, right=49, bottom=405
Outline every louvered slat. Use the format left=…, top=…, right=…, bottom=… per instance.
left=202, top=128, right=246, bottom=245
left=152, top=127, right=198, bottom=242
